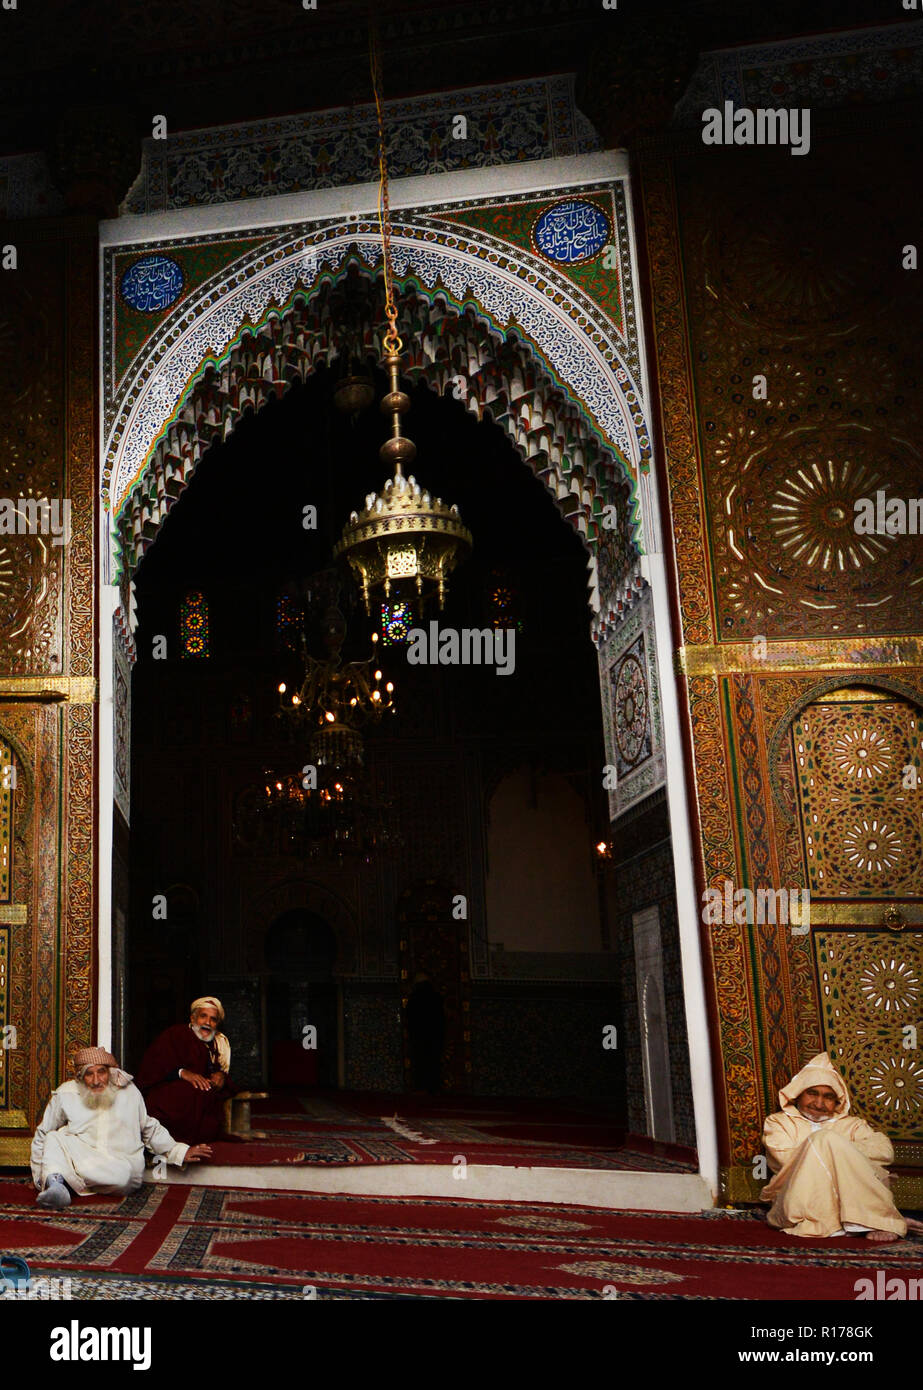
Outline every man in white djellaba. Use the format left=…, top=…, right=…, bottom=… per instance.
left=30, top=1045, right=212, bottom=1209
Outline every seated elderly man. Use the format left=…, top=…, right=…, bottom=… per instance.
left=135, top=996, right=235, bottom=1145
left=762, top=1051, right=923, bottom=1243
left=30, top=1046, right=211, bottom=1209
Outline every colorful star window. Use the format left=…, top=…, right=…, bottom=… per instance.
left=180, top=590, right=210, bottom=659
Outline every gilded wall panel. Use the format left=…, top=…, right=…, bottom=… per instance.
left=675, top=149, right=923, bottom=643
left=640, top=120, right=923, bottom=1176
left=751, top=673, right=830, bottom=1094
left=0, top=705, right=54, bottom=1130
left=686, top=674, right=763, bottom=1161
left=64, top=704, right=95, bottom=1062
left=0, top=262, right=65, bottom=674
left=64, top=234, right=97, bottom=680
left=730, top=675, right=799, bottom=1103
left=0, top=221, right=97, bottom=1158
left=639, top=155, right=713, bottom=646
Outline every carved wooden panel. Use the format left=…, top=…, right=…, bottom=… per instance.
left=0, top=223, right=97, bottom=1159
left=677, top=148, right=923, bottom=642
left=793, top=696, right=923, bottom=899
left=816, top=931, right=923, bottom=1141
left=640, top=119, right=923, bottom=1182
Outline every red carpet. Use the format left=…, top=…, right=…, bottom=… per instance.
left=1, top=1178, right=920, bottom=1299
left=226, top=1091, right=697, bottom=1171
left=204, top=1142, right=307, bottom=1165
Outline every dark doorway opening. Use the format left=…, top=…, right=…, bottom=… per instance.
left=265, top=909, right=338, bottom=1088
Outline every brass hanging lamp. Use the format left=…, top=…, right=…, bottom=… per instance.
left=334, top=27, right=471, bottom=616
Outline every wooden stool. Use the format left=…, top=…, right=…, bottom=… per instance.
left=223, top=1091, right=269, bottom=1140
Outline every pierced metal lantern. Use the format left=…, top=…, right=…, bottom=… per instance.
left=334, top=349, right=472, bottom=614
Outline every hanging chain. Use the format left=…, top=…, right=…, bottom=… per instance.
left=369, top=24, right=401, bottom=353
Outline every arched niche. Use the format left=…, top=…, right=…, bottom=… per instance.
left=0, top=722, right=35, bottom=833
left=769, top=674, right=923, bottom=821
left=770, top=679, right=923, bottom=903
left=243, top=877, right=358, bottom=977
left=264, top=909, right=338, bottom=977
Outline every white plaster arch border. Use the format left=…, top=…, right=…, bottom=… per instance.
left=105, top=224, right=648, bottom=573
left=111, top=232, right=638, bottom=474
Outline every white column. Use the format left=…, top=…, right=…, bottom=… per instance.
left=624, top=153, right=719, bottom=1194
left=96, top=555, right=118, bottom=1049
left=643, top=550, right=718, bottom=1195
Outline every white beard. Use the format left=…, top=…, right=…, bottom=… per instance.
left=79, top=1079, right=117, bottom=1110
left=192, top=1024, right=216, bottom=1042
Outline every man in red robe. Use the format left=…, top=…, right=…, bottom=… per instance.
left=135, top=996, right=235, bottom=1145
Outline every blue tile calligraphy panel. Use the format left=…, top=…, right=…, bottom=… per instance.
left=531, top=200, right=610, bottom=266
left=120, top=255, right=184, bottom=313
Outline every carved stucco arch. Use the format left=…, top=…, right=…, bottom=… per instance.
left=242, top=877, right=359, bottom=977
left=768, top=673, right=923, bottom=821
left=104, top=219, right=651, bottom=639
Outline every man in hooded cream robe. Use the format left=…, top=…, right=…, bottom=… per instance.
left=762, top=1051, right=922, bottom=1242
left=30, top=1046, right=211, bottom=1208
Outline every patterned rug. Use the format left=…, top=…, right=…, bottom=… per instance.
left=204, top=1142, right=307, bottom=1165
left=2, top=1179, right=921, bottom=1300
left=216, top=1092, right=699, bottom=1171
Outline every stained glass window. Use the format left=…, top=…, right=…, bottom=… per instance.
left=277, top=594, right=302, bottom=653
left=381, top=601, right=412, bottom=647
left=180, top=590, right=209, bottom=659
left=488, top=570, right=523, bottom=632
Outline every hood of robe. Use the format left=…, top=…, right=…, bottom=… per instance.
left=779, top=1051, right=850, bottom=1116
left=215, top=1033, right=231, bottom=1073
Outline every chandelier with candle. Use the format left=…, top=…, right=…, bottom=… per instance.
left=244, top=26, right=473, bottom=862
left=245, top=580, right=398, bottom=862
left=241, top=765, right=399, bottom=862
left=333, top=27, right=472, bottom=617
left=275, top=590, right=394, bottom=772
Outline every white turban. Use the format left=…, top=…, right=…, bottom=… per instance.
left=190, top=995, right=225, bottom=1022
left=189, top=997, right=231, bottom=1073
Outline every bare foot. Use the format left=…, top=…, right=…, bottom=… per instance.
left=866, top=1229, right=900, bottom=1244
left=903, top=1217, right=923, bottom=1236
